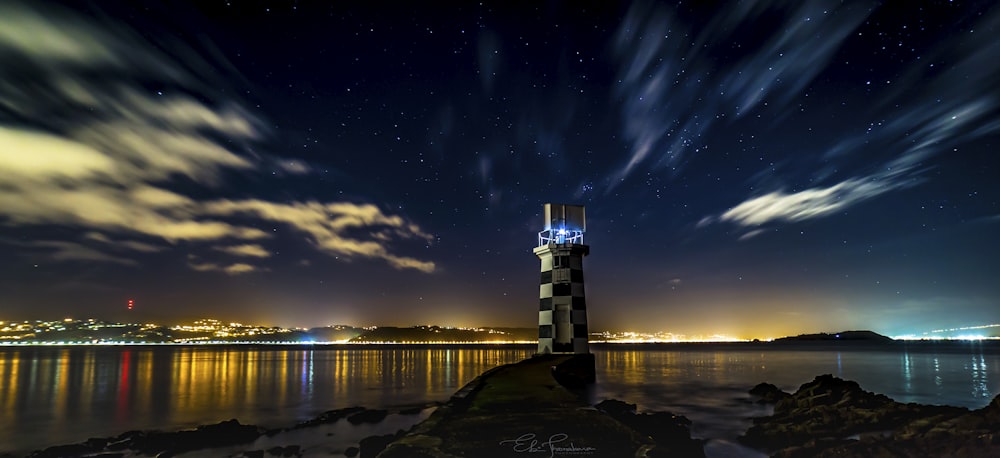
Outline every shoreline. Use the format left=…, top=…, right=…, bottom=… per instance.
left=4, top=340, right=1000, bottom=354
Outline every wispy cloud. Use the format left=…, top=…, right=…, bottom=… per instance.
left=214, top=244, right=272, bottom=258
left=704, top=2, right=1000, bottom=231
left=0, top=2, right=435, bottom=273
left=737, top=229, right=767, bottom=241
left=29, top=241, right=138, bottom=266
left=609, top=0, right=870, bottom=187
left=84, top=232, right=166, bottom=253
left=719, top=178, right=888, bottom=226
left=188, top=257, right=266, bottom=276
left=203, top=200, right=436, bottom=273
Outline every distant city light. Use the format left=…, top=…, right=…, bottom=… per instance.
left=3, top=317, right=999, bottom=346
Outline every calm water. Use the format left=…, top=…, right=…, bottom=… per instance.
left=1, top=342, right=997, bottom=456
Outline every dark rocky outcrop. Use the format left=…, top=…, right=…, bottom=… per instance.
left=550, top=352, right=596, bottom=388
left=26, top=443, right=96, bottom=458
left=359, top=431, right=405, bottom=458
left=347, top=409, right=390, bottom=425
left=265, top=444, right=301, bottom=456
left=741, top=374, right=1000, bottom=457
left=29, top=420, right=262, bottom=458
left=26, top=405, right=424, bottom=457
left=595, top=399, right=704, bottom=457
left=131, top=419, right=263, bottom=455
left=379, top=354, right=704, bottom=458
left=291, top=406, right=366, bottom=429
left=748, top=382, right=792, bottom=404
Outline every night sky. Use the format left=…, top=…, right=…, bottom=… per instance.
left=1, top=0, right=998, bottom=339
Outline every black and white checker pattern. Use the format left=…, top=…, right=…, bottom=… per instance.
left=534, top=243, right=590, bottom=354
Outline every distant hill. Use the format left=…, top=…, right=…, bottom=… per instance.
left=349, top=326, right=536, bottom=343
left=773, top=330, right=893, bottom=342
left=305, top=326, right=363, bottom=342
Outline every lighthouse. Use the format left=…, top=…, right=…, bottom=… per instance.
left=534, top=203, right=590, bottom=354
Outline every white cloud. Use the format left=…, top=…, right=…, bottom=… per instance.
left=203, top=199, right=436, bottom=272
left=30, top=240, right=138, bottom=266
left=84, top=232, right=166, bottom=253
left=738, top=229, right=767, bottom=241
left=224, top=263, right=261, bottom=275
left=188, top=259, right=265, bottom=276
left=274, top=159, right=311, bottom=174
left=384, top=255, right=436, bottom=274
left=0, top=2, right=435, bottom=274
left=118, top=240, right=167, bottom=253
left=215, top=244, right=271, bottom=258
left=0, top=127, right=118, bottom=180
left=720, top=178, right=890, bottom=226
left=0, top=3, right=120, bottom=66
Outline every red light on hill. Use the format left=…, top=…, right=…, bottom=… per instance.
left=127, top=299, right=134, bottom=310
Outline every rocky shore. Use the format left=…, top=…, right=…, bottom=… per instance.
left=23, top=354, right=703, bottom=458
left=24, top=405, right=434, bottom=458
left=743, top=374, right=1000, bottom=457
left=20, top=358, right=1000, bottom=457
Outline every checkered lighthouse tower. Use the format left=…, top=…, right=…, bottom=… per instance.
left=535, top=203, right=590, bottom=354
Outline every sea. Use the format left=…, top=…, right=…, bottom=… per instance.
left=0, top=341, right=997, bottom=457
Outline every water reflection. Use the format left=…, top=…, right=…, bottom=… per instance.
left=593, top=344, right=1000, bottom=450
left=934, top=356, right=942, bottom=390
left=970, top=344, right=989, bottom=401
left=0, top=345, right=533, bottom=455
left=2, top=344, right=998, bottom=455
left=902, top=351, right=912, bottom=394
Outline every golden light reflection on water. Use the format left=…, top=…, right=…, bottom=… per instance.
left=0, top=356, right=16, bottom=414
left=0, top=346, right=533, bottom=454
left=54, top=349, right=69, bottom=429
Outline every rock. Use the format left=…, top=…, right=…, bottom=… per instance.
left=266, top=445, right=301, bottom=456
left=550, top=353, right=596, bottom=388
left=294, top=406, right=366, bottom=429
left=399, top=405, right=426, bottom=415
left=344, top=446, right=359, bottom=457
left=740, top=375, right=981, bottom=456
left=984, top=393, right=1000, bottom=423
left=749, top=382, right=791, bottom=404
left=122, top=419, right=262, bottom=455
left=84, top=437, right=110, bottom=450
left=359, top=431, right=404, bottom=458
left=595, top=399, right=637, bottom=416
left=28, top=443, right=97, bottom=458
left=595, top=399, right=703, bottom=457
left=347, top=409, right=389, bottom=425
